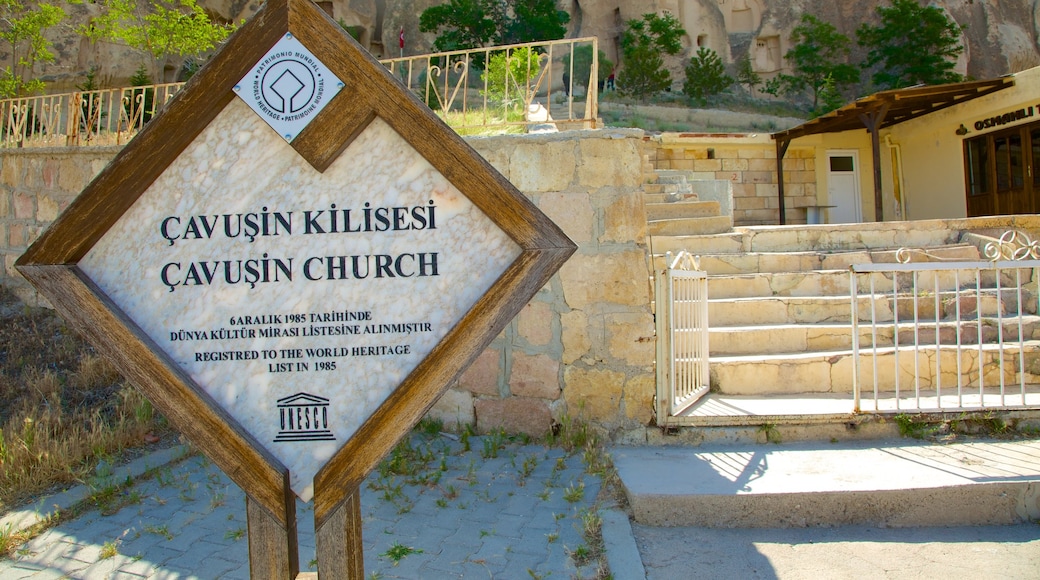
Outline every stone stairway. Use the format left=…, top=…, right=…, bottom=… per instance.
left=648, top=215, right=1040, bottom=418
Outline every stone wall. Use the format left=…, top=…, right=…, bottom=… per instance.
left=647, top=133, right=817, bottom=226
left=0, top=130, right=657, bottom=440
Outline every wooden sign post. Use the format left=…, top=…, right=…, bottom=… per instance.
left=15, top=1, right=575, bottom=577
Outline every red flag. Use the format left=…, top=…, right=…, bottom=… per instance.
left=399, top=27, right=405, bottom=49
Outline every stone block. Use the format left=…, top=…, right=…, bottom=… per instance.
left=0, top=157, right=18, bottom=188
left=745, top=171, right=774, bottom=184
left=623, top=373, right=655, bottom=423
left=755, top=183, right=779, bottom=197
left=578, top=138, right=641, bottom=188
left=458, top=347, right=501, bottom=396
left=538, top=192, right=593, bottom=243
left=721, top=158, right=749, bottom=172
left=37, top=195, right=60, bottom=223
left=693, top=159, right=722, bottom=172
left=683, top=148, right=708, bottom=160
left=427, top=388, right=474, bottom=429
left=13, top=192, right=33, bottom=219
left=41, top=158, right=59, bottom=189
left=606, top=312, right=655, bottom=366
left=8, top=223, right=26, bottom=247
left=561, top=309, right=590, bottom=364
left=512, top=141, right=575, bottom=192
left=748, top=158, right=777, bottom=172
left=558, top=250, right=650, bottom=310
left=474, top=397, right=551, bottom=436
left=563, top=366, right=623, bottom=422
left=737, top=148, right=768, bottom=159
left=509, top=352, right=561, bottom=399
left=601, top=192, right=646, bottom=244
left=668, top=159, right=695, bottom=170
left=516, top=301, right=553, bottom=347
left=782, top=158, right=804, bottom=171
left=475, top=145, right=511, bottom=179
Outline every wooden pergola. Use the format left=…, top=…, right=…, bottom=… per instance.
left=771, top=77, right=1015, bottom=224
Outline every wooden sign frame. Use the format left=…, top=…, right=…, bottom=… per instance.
left=15, top=0, right=576, bottom=577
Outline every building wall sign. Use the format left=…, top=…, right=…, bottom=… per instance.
left=972, top=105, right=1036, bottom=132
left=15, top=0, right=575, bottom=576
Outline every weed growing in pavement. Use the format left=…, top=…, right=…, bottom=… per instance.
left=143, top=524, right=173, bottom=540
left=563, top=482, right=585, bottom=504
left=757, top=423, right=782, bottom=444
left=99, top=539, right=119, bottom=559
left=481, top=429, right=507, bottom=459
left=224, top=527, right=245, bottom=541
left=381, top=541, right=423, bottom=566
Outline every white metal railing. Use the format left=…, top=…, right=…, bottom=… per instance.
left=850, top=232, right=1040, bottom=413
left=0, top=37, right=600, bottom=148
left=0, top=83, right=186, bottom=148
left=381, top=37, right=599, bottom=134
left=655, top=251, right=710, bottom=421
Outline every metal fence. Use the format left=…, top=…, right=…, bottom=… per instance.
left=655, top=251, right=710, bottom=421
left=0, top=37, right=600, bottom=148
left=850, top=233, right=1040, bottom=413
left=381, top=36, right=600, bottom=134
left=0, top=83, right=186, bottom=148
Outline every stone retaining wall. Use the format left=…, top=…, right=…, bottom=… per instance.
left=0, top=131, right=656, bottom=440
left=648, top=133, right=818, bottom=226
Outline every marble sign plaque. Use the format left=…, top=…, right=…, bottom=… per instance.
left=80, top=101, right=520, bottom=500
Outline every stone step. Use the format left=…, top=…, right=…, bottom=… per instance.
left=651, top=231, right=745, bottom=255
left=612, top=439, right=1040, bottom=527
left=642, top=183, right=681, bottom=195
left=681, top=244, right=982, bottom=276
left=646, top=200, right=720, bottom=221
left=710, top=318, right=1040, bottom=355
left=707, top=289, right=1037, bottom=326
left=711, top=342, right=1040, bottom=396
left=649, top=214, right=733, bottom=237
left=642, top=192, right=700, bottom=205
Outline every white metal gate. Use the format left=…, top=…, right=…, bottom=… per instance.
left=656, top=252, right=710, bottom=421
left=850, top=233, right=1040, bottom=413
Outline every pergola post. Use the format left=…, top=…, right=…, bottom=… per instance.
left=775, top=137, right=791, bottom=225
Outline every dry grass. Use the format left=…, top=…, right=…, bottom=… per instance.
left=0, top=287, right=167, bottom=511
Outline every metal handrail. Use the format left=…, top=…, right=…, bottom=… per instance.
left=0, top=37, right=600, bottom=149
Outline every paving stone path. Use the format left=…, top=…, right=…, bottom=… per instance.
left=0, top=432, right=605, bottom=579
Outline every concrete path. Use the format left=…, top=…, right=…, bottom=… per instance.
left=633, top=522, right=1040, bottom=579
left=0, top=433, right=605, bottom=579
left=4, top=435, right=1040, bottom=579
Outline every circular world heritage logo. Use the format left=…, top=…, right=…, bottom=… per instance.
left=235, top=33, right=344, bottom=142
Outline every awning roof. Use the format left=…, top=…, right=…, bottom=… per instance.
left=771, top=77, right=1015, bottom=142
left=769, top=76, right=1016, bottom=224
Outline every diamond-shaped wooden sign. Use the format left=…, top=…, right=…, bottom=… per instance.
left=15, top=0, right=575, bottom=576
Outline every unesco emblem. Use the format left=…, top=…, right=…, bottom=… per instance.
left=235, top=33, right=344, bottom=142
left=274, top=392, right=336, bottom=442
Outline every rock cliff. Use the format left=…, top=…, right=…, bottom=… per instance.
left=14, top=0, right=1040, bottom=94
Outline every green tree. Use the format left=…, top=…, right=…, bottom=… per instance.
left=81, top=0, right=234, bottom=82
left=481, top=46, right=541, bottom=106
left=419, top=0, right=568, bottom=53
left=782, top=14, right=858, bottom=111
left=856, top=0, right=965, bottom=89
left=0, top=0, right=65, bottom=97
left=734, top=52, right=760, bottom=95
left=561, top=44, right=612, bottom=91
left=617, top=12, right=686, bottom=100
left=683, top=46, right=731, bottom=105
left=419, top=0, right=496, bottom=52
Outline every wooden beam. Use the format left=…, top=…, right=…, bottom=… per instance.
left=859, top=103, right=890, bottom=222
left=776, top=138, right=791, bottom=225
